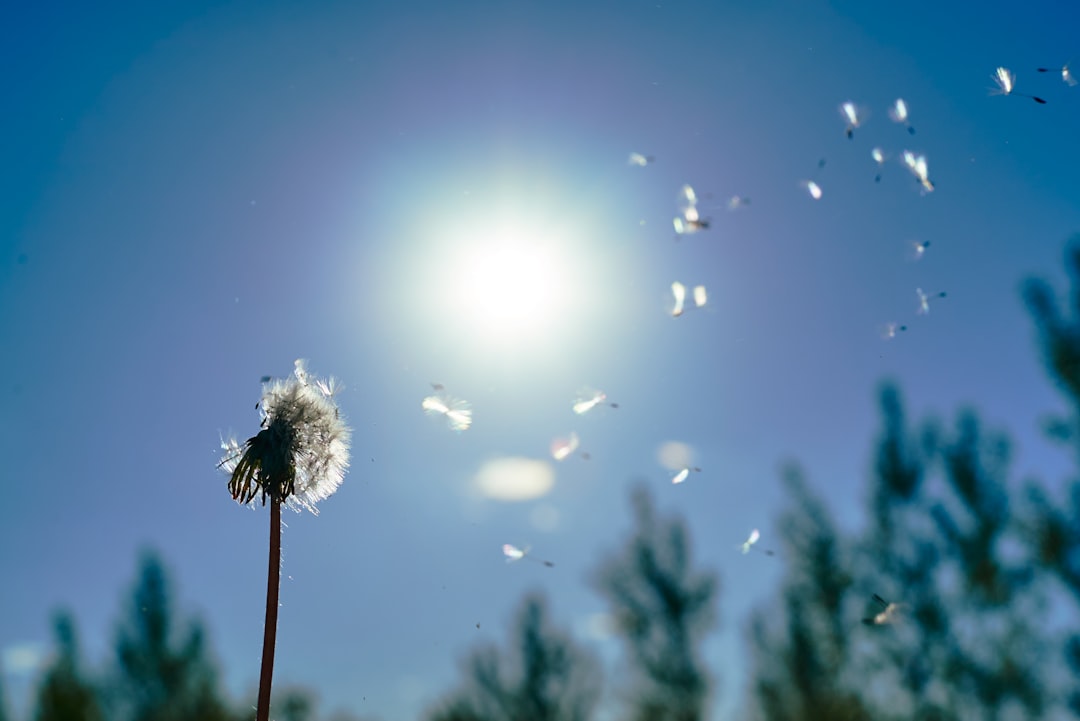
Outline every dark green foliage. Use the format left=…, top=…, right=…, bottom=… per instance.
left=33, top=610, right=106, bottom=721
left=0, top=672, right=10, bottom=721
left=747, top=382, right=1065, bottom=720
left=426, top=593, right=600, bottom=721
left=111, top=550, right=234, bottom=721
left=592, top=487, right=718, bottom=721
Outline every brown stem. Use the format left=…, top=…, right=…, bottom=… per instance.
left=256, top=499, right=282, bottom=721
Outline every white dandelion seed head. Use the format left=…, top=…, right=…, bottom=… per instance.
left=422, top=393, right=473, bottom=431
left=220, top=361, right=351, bottom=515
left=992, top=66, right=1015, bottom=95
left=840, top=101, right=862, bottom=128
left=802, top=180, right=823, bottom=200
left=889, top=98, right=909, bottom=123
left=916, top=288, right=930, bottom=315
left=871, top=147, right=886, bottom=165
left=1063, top=63, right=1077, bottom=87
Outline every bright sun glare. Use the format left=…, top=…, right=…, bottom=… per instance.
left=457, top=241, right=561, bottom=330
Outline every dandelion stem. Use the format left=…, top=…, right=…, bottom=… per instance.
left=256, top=498, right=282, bottom=721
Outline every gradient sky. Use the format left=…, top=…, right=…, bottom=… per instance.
left=2, top=1, right=1079, bottom=719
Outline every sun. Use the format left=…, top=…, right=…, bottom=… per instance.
left=456, top=240, right=562, bottom=331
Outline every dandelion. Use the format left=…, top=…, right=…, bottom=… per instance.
left=991, top=66, right=1047, bottom=103
left=916, top=287, right=947, bottom=315
left=628, top=152, right=655, bottom=166
left=727, top=195, right=751, bottom=210
left=218, top=360, right=351, bottom=721
left=1037, top=62, right=1077, bottom=87
left=738, top=528, right=776, bottom=556
left=901, top=151, right=935, bottom=193
left=422, top=390, right=473, bottom=431
left=503, top=543, right=555, bottom=567
left=573, top=388, right=619, bottom=415
left=673, top=184, right=710, bottom=235
left=839, top=101, right=865, bottom=139
left=671, top=466, right=702, bottom=484
left=880, top=322, right=908, bottom=340
left=888, top=98, right=916, bottom=134
left=862, top=594, right=904, bottom=626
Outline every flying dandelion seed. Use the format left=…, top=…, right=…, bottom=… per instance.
left=502, top=543, right=555, bottom=567
left=671, top=466, right=702, bottom=484
left=991, top=66, right=1047, bottom=103
left=880, top=322, right=908, bottom=340
left=916, top=288, right=947, bottom=315
left=901, top=151, right=935, bottom=193
left=218, top=360, right=351, bottom=721
left=839, top=101, right=864, bottom=139
left=1037, top=62, right=1077, bottom=87
left=888, top=98, right=916, bottom=134
left=673, top=184, right=710, bottom=235
left=871, top=147, right=886, bottom=182
left=628, top=152, right=655, bottom=166
left=800, top=180, right=823, bottom=200
left=738, top=529, right=776, bottom=556
left=422, top=391, right=473, bottom=431
left=910, top=240, right=931, bottom=261
left=572, top=388, right=618, bottom=415
left=862, top=594, right=904, bottom=626
left=671, top=282, right=707, bottom=317
left=550, top=432, right=586, bottom=461
left=727, top=195, right=751, bottom=210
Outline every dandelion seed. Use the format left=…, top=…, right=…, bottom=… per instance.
left=502, top=543, right=554, bottom=567
left=727, top=195, right=751, bottom=210
left=673, top=184, right=710, bottom=235
left=671, top=466, right=702, bottom=484
left=738, top=528, right=776, bottom=556
left=671, top=282, right=707, bottom=317
left=888, top=98, right=916, bottom=134
left=1037, top=62, right=1077, bottom=86
left=901, top=151, right=935, bottom=193
left=801, top=180, right=823, bottom=200
left=880, top=322, right=908, bottom=340
left=871, top=147, right=886, bottom=182
left=910, top=240, right=930, bottom=261
left=916, top=288, right=947, bottom=315
left=217, top=360, right=351, bottom=721
left=991, top=66, right=1047, bottom=103
left=839, top=101, right=865, bottom=139
left=862, top=594, right=904, bottom=626
left=551, top=432, right=588, bottom=461
left=422, top=391, right=473, bottom=431
left=573, top=388, right=618, bottom=415
left=628, top=152, right=655, bottom=166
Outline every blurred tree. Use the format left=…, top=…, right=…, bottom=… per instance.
left=746, top=466, right=870, bottom=721
left=1023, top=236, right=1080, bottom=714
left=426, top=593, right=600, bottom=721
left=110, top=549, right=234, bottom=721
left=747, top=384, right=1062, bottom=720
left=33, top=610, right=106, bottom=721
left=0, top=670, right=10, bottom=721
left=592, top=486, right=718, bottom=721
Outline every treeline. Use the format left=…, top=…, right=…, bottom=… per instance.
left=5, top=242, right=1080, bottom=720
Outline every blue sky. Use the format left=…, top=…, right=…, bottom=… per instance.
left=2, top=1, right=1079, bottom=719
